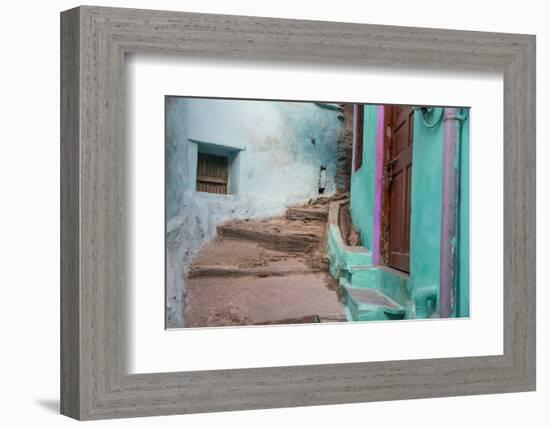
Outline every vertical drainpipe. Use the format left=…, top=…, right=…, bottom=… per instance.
left=440, top=108, right=460, bottom=318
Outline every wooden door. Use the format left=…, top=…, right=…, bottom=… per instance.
left=384, top=106, right=413, bottom=273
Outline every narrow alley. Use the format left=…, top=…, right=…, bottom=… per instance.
left=165, top=98, right=470, bottom=328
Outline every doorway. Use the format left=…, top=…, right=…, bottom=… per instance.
left=382, top=106, right=413, bottom=273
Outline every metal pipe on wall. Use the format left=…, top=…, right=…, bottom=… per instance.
left=440, top=108, right=460, bottom=318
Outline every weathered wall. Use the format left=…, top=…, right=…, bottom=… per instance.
left=335, top=104, right=354, bottom=192
left=456, top=112, right=470, bottom=318
left=409, top=108, right=445, bottom=317
left=166, top=97, right=344, bottom=327
left=410, top=108, right=470, bottom=318
left=349, top=105, right=378, bottom=251
left=344, top=106, right=469, bottom=319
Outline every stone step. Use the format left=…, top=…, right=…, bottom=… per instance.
left=218, top=218, right=324, bottom=253
left=318, top=314, right=348, bottom=323
left=189, top=263, right=322, bottom=279
left=190, top=239, right=292, bottom=268
left=254, top=315, right=321, bottom=325
left=285, top=207, right=329, bottom=222
left=341, top=281, right=405, bottom=321
left=184, top=273, right=345, bottom=327
left=254, top=314, right=347, bottom=325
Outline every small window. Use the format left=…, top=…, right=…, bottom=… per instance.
left=354, top=104, right=364, bottom=171
left=196, top=152, right=229, bottom=194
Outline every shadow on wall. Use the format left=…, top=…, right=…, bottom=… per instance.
left=165, top=97, right=345, bottom=328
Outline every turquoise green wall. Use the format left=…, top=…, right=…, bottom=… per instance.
left=409, top=108, right=470, bottom=318
left=409, top=108, right=445, bottom=316
left=330, top=106, right=470, bottom=321
left=350, top=106, right=378, bottom=250
left=456, top=111, right=470, bottom=317
left=327, top=222, right=411, bottom=321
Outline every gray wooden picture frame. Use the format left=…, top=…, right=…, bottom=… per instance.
left=60, top=5, right=536, bottom=421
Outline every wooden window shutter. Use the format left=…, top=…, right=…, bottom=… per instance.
left=196, top=153, right=229, bottom=194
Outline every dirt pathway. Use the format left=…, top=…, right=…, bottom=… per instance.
left=183, top=202, right=346, bottom=327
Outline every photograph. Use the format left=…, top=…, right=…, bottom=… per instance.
left=165, top=97, right=470, bottom=328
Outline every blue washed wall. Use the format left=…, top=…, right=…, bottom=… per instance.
left=165, top=97, right=343, bottom=327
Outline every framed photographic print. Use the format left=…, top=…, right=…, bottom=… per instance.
left=61, top=5, right=536, bottom=420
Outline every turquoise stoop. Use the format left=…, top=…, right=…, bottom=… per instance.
left=340, top=277, right=405, bottom=321
left=327, top=200, right=411, bottom=322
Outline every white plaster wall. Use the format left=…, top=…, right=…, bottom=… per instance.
left=165, top=97, right=344, bottom=327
